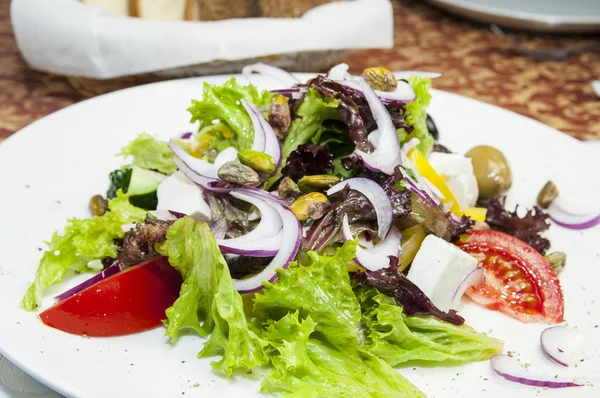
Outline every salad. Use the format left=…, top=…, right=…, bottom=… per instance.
left=21, top=63, right=599, bottom=396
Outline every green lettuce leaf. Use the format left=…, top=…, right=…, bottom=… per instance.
left=118, top=132, right=176, bottom=175
left=156, top=217, right=268, bottom=376
left=253, top=241, right=361, bottom=348
left=356, top=286, right=503, bottom=366
left=281, top=89, right=339, bottom=162
left=188, top=78, right=274, bottom=150
left=21, top=191, right=147, bottom=310
left=260, top=311, right=425, bottom=398
left=398, top=76, right=434, bottom=156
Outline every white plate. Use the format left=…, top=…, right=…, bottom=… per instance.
left=428, top=0, right=600, bottom=33
left=0, top=74, right=599, bottom=398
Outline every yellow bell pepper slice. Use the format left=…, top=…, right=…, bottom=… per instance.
left=407, top=148, right=462, bottom=216
left=465, top=207, right=487, bottom=222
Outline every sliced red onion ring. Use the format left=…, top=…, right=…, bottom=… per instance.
left=352, top=78, right=402, bottom=175
left=490, top=354, right=586, bottom=388
left=169, top=140, right=218, bottom=179
left=326, top=63, right=351, bottom=80
left=547, top=196, right=600, bottom=230
left=231, top=189, right=301, bottom=294
left=242, top=63, right=299, bottom=87
left=216, top=190, right=283, bottom=257
left=172, top=157, right=233, bottom=193
left=150, top=210, right=186, bottom=221
left=213, top=146, right=239, bottom=170
left=269, top=87, right=307, bottom=100
left=243, top=99, right=266, bottom=152
left=393, top=71, right=442, bottom=80
left=342, top=215, right=401, bottom=272
left=337, top=79, right=416, bottom=105
left=219, top=232, right=281, bottom=257
left=450, top=267, right=483, bottom=309
left=541, top=326, right=595, bottom=367
left=180, top=132, right=193, bottom=139
left=245, top=101, right=282, bottom=169
left=327, top=177, right=393, bottom=238
left=55, top=261, right=123, bottom=301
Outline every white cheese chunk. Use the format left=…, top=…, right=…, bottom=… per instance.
left=156, top=171, right=212, bottom=221
left=406, top=235, right=478, bottom=312
left=428, top=152, right=478, bottom=213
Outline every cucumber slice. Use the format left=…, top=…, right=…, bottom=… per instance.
left=127, top=167, right=167, bottom=196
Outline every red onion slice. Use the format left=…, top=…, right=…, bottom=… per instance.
left=490, top=354, right=586, bottom=388
left=342, top=215, right=400, bottom=272
left=218, top=232, right=281, bottom=257
left=270, top=87, right=307, bottom=100
left=547, top=197, right=600, bottom=230
left=327, top=177, right=393, bottom=238
left=450, top=267, right=483, bottom=309
left=352, top=78, right=402, bottom=175
left=326, top=63, right=351, bottom=80
left=213, top=146, right=239, bottom=170
left=242, top=100, right=266, bottom=152
left=55, top=261, right=123, bottom=301
left=231, top=189, right=301, bottom=294
left=242, top=63, right=299, bottom=87
left=337, top=79, right=416, bottom=105
left=172, top=157, right=233, bottom=193
left=168, top=139, right=218, bottom=179
left=245, top=101, right=282, bottom=169
left=216, top=190, right=283, bottom=257
left=150, top=210, right=186, bottom=221
left=541, top=326, right=595, bottom=367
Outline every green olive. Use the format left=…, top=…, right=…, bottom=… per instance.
left=465, top=145, right=512, bottom=199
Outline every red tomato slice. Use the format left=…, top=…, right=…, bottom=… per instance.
left=40, top=257, right=182, bottom=337
left=455, top=230, right=564, bottom=324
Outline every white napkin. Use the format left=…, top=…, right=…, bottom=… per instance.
left=11, top=0, right=393, bottom=79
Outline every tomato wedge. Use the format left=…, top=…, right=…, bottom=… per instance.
left=455, top=230, right=564, bottom=324
left=40, top=257, right=182, bottom=337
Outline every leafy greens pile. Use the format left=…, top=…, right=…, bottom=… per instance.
left=22, top=73, right=503, bottom=397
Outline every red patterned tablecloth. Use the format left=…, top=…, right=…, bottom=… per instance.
left=1, top=0, right=599, bottom=143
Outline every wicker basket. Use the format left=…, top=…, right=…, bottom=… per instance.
left=68, top=0, right=348, bottom=97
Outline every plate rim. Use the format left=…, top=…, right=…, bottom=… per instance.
left=0, top=73, right=596, bottom=398
left=427, top=0, right=600, bottom=33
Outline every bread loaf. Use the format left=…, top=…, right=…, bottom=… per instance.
left=129, top=0, right=198, bottom=20
left=81, top=0, right=340, bottom=20
left=81, top=0, right=129, bottom=17
left=259, top=0, right=341, bottom=18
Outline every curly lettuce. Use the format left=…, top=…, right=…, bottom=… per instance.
left=260, top=312, right=425, bottom=398
left=156, top=217, right=268, bottom=375
left=188, top=78, right=274, bottom=150
left=398, top=76, right=434, bottom=155
left=356, top=285, right=503, bottom=366
left=21, top=191, right=147, bottom=310
left=118, top=132, right=176, bottom=175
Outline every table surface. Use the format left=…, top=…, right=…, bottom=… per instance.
left=1, top=0, right=600, bottom=145
left=1, top=0, right=599, bottom=397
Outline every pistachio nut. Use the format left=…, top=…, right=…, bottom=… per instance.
left=290, top=192, right=330, bottom=221
left=537, top=180, right=559, bottom=209
left=238, top=149, right=276, bottom=174
left=298, top=174, right=340, bottom=193
left=278, top=177, right=303, bottom=201
left=544, top=252, right=566, bottom=274
left=362, top=67, right=397, bottom=92
left=217, top=160, right=260, bottom=187
left=89, top=195, right=108, bottom=217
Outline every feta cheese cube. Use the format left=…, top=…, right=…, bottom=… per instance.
left=428, top=152, right=479, bottom=213
left=406, top=235, right=478, bottom=312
